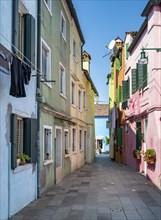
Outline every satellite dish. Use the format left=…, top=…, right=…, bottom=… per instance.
left=108, top=39, right=115, bottom=50
left=102, top=39, right=115, bottom=58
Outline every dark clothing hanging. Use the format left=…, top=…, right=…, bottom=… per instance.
left=23, top=62, right=31, bottom=85
left=9, top=56, right=31, bottom=97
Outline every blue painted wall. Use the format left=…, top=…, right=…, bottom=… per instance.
left=95, top=116, right=109, bottom=152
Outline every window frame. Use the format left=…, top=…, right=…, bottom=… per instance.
left=64, top=129, right=69, bottom=155
left=43, top=0, right=52, bottom=15
left=60, top=11, right=66, bottom=41
left=59, top=62, right=66, bottom=98
left=73, top=39, right=76, bottom=59
left=72, top=128, right=77, bottom=153
left=41, top=38, right=52, bottom=87
left=79, top=129, right=83, bottom=151
left=71, top=81, right=76, bottom=106
left=78, top=89, right=82, bottom=111
left=43, top=125, right=53, bottom=165
left=83, top=91, right=86, bottom=109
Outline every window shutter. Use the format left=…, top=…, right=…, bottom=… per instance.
left=116, top=58, right=120, bottom=70
left=116, top=88, right=119, bottom=104
left=119, top=53, right=122, bottom=67
left=138, top=63, right=144, bottom=89
left=24, top=118, right=37, bottom=163
left=10, top=113, right=17, bottom=169
left=119, top=85, right=122, bottom=102
left=116, top=127, right=122, bottom=146
left=122, top=81, right=126, bottom=101
left=24, top=14, right=35, bottom=68
left=132, top=69, right=137, bottom=94
left=126, top=43, right=129, bottom=60
left=143, top=64, right=147, bottom=88
left=12, top=0, right=19, bottom=51
left=127, top=78, right=130, bottom=99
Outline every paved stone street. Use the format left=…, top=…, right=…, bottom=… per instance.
left=11, top=155, right=161, bottom=220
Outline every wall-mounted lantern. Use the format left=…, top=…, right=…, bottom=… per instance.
left=138, top=47, right=161, bottom=64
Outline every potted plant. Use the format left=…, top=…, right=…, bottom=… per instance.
left=133, top=149, right=141, bottom=159
left=144, top=149, right=156, bottom=164
left=17, top=154, right=31, bottom=165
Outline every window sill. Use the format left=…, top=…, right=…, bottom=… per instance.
left=80, top=149, right=83, bottom=152
left=42, top=80, right=52, bottom=89
left=72, top=151, right=77, bottom=155
left=60, top=93, right=67, bottom=100
left=64, top=154, right=70, bottom=158
left=13, top=163, right=33, bottom=173
left=72, top=104, right=76, bottom=108
left=43, top=159, right=53, bottom=166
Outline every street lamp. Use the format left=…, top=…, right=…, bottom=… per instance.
left=138, top=47, right=161, bottom=64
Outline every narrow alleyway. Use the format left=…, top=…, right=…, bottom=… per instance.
left=11, top=155, right=161, bottom=220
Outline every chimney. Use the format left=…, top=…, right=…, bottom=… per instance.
left=82, top=50, right=91, bottom=74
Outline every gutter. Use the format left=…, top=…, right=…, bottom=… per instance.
left=84, top=70, right=99, bottom=96
left=36, top=0, right=41, bottom=198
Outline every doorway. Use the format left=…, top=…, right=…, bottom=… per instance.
left=55, top=127, right=62, bottom=184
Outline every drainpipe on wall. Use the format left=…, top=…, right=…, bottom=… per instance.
left=37, top=0, right=41, bottom=198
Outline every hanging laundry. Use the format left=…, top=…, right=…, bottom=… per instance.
left=9, top=56, right=31, bottom=97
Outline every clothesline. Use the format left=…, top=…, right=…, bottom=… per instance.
left=0, top=32, right=42, bottom=77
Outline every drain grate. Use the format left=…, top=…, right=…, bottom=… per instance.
left=111, top=209, right=122, bottom=212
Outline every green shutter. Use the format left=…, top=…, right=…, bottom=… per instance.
left=119, top=53, right=122, bottom=67
left=24, top=118, right=37, bottom=163
left=119, top=85, right=122, bottom=102
left=122, top=81, right=126, bottom=101
left=143, top=64, right=147, bottom=88
left=126, top=78, right=130, bottom=99
left=116, top=88, right=119, bottom=104
left=132, top=69, right=137, bottom=94
left=137, top=63, right=147, bottom=89
left=116, top=58, right=120, bottom=70
left=126, top=43, right=129, bottom=60
left=12, top=0, right=19, bottom=51
left=116, top=127, right=122, bottom=146
left=10, top=113, right=18, bottom=170
left=111, top=67, right=114, bottom=79
left=24, top=14, right=35, bottom=68
left=105, top=136, right=109, bottom=145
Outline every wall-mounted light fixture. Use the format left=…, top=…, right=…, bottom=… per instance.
left=138, top=47, right=161, bottom=64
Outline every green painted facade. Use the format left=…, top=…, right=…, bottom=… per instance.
left=40, top=0, right=71, bottom=193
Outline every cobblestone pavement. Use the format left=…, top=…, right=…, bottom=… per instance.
left=11, top=154, right=161, bottom=220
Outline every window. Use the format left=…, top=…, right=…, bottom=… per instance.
left=122, top=78, right=130, bottom=101
left=44, top=0, right=51, bottom=12
left=78, top=90, right=82, bottom=111
left=60, top=11, right=66, bottom=41
left=72, top=128, right=76, bottom=152
left=83, top=91, right=86, bottom=108
left=18, top=11, right=25, bottom=57
left=72, top=81, right=76, bottom=105
left=10, top=114, right=37, bottom=170
left=64, top=130, right=69, bottom=154
left=17, top=117, right=24, bottom=154
left=73, top=39, right=76, bottom=59
left=60, top=63, right=66, bottom=97
left=12, top=1, right=35, bottom=67
left=79, top=130, right=82, bottom=150
left=41, top=39, right=51, bottom=82
left=132, top=64, right=147, bottom=94
left=43, top=126, right=52, bottom=161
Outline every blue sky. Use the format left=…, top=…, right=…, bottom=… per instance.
left=73, top=0, right=148, bottom=103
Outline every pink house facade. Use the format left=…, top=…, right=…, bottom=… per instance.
left=124, top=0, right=161, bottom=189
